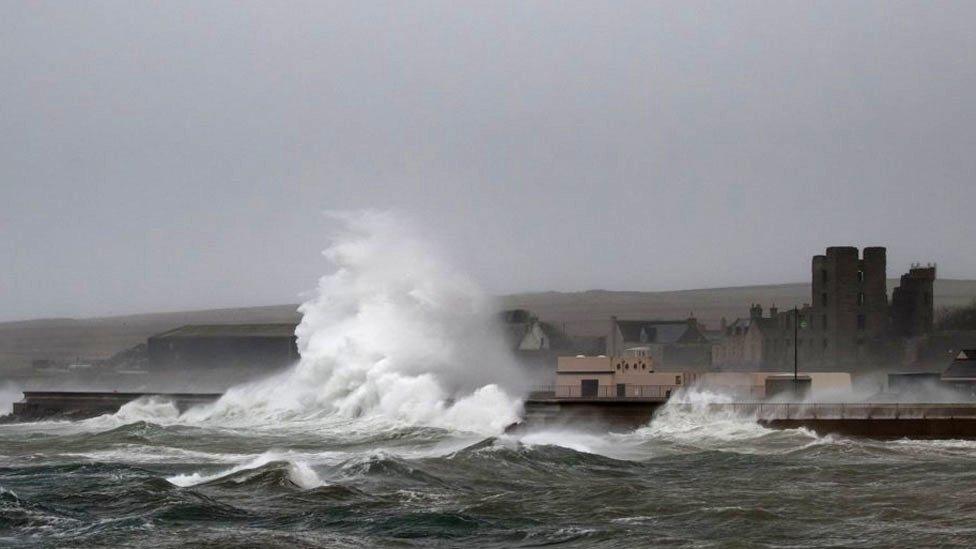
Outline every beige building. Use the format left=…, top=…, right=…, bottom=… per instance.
left=555, top=354, right=699, bottom=398
left=553, top=354, right=850, bottom=400
left=696, top=371, right=852, bottom=399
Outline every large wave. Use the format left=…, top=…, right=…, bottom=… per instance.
left=181, top=211, right=524, bottom=434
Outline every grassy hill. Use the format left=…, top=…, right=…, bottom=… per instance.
left=2, top=279, right=975, bottom=370
left=502, top=279, right=976, bottom=336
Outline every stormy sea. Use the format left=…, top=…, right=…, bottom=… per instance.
left=5, top=400, right=976, bottom=548
left=3, top=213, right=975, bottom=547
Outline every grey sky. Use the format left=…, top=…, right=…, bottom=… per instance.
left=2, top=1, right=975, bottom=321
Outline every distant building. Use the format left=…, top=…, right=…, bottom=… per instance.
left=147, top=324, right=299, bottom=373
left=551, top=356, right=850, bottom=401
left=712, top=305, right=789, bottom=371
left=500, top=309, right=554, bottom=352
left=892, top=265, right=937, bottom=338
left=941, top=349, right=976, bottom=391
left=717, top=246, right=939, bottom=372
left=500, top=309, right=605, bottom=381
left=808, top=246, right=889, bottom=369
left=607, top=317, right=712, bottom=371
left=555, top=355, right=695, bottom=398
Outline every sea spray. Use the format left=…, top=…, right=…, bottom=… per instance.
left=0, top=382, right=21, bottom=416
left=187, top=211, right=524, bottom=434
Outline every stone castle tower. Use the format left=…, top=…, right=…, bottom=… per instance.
left=891, top=265, right=937, bottom=337
left=810, top=247, right=889, bottom=368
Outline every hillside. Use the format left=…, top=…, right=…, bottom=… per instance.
left=502, top=279, right=976, bottom=336
left=2, top=279, right=975, bottom=369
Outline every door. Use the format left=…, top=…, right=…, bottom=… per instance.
left=616, top=383, right=626, bottom=397
left=581, top=379, right=599, bottom=398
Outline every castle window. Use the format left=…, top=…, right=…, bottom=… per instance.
left=857, top=314, right=866, bottom=330
left=858, top=292, right=865, bottom=306
left=821, top=293, right=828, bottom=307
left=857, top=270, right=865, bottom=283
left=821, top=270, right=828, bottom=284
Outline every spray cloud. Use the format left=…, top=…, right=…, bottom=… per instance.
left=191, top=211, right=524, bottom=434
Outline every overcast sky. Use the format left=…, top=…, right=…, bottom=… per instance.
left=2, top=1, right=975, bottom=321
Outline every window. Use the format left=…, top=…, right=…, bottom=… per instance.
left=616, top=364, right=621, bottom=371
left=858, top=292, right=865, bottom=306
left=857, top=314, right=866, bottom=331
left=821, top=269, right=828, bottom=284
left=675, top=375, right=682, bottom=385
left=822, top=315, right=828, bottom=330
left=821, top=293, right=828, bottom=307
left=857, top=270, right=865, bottom=283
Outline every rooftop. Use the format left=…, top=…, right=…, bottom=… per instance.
left=150, top=323, right=298, bottom=339
left=942, top=350, right=976, bottom=380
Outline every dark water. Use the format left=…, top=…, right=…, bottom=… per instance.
left=3, top=403, right=976, bottom=548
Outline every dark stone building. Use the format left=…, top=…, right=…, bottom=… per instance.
left=809, top=246, right=890, bottom=368
left=716, top=246, right=938, bottom=372
left=892, top=265, right=937, bottom=337
left=147, top=324, right=299, bottom=374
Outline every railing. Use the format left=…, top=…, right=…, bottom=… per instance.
left=529, top=385, right=680, bottom=400
left=677, top=402, right=976, bottom=420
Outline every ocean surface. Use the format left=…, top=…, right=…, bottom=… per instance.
left=3, top=398, right=976, bottom=548
left=5, top=215, right=974, bottom=547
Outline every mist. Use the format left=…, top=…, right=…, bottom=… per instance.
left=3, top=1, right=976, bottom=322
left=0, top=383, right=21, bottom=415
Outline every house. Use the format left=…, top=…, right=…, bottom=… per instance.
left=712, top=305, right=788, bottom=371
left=941, top=350, right=976, bottom=394
left=500, top=309, right=604, bottom=355
left=607, top=316, right=713, bottom=371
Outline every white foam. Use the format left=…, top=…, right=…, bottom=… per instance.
left=101, top=211, right=524, bottom=437
left=166, top=450, right=328, bottom=489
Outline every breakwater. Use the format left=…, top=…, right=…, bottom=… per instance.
left=8, top=391, right=222, bottom=420
left=519, top=397, right=976, bottom=439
